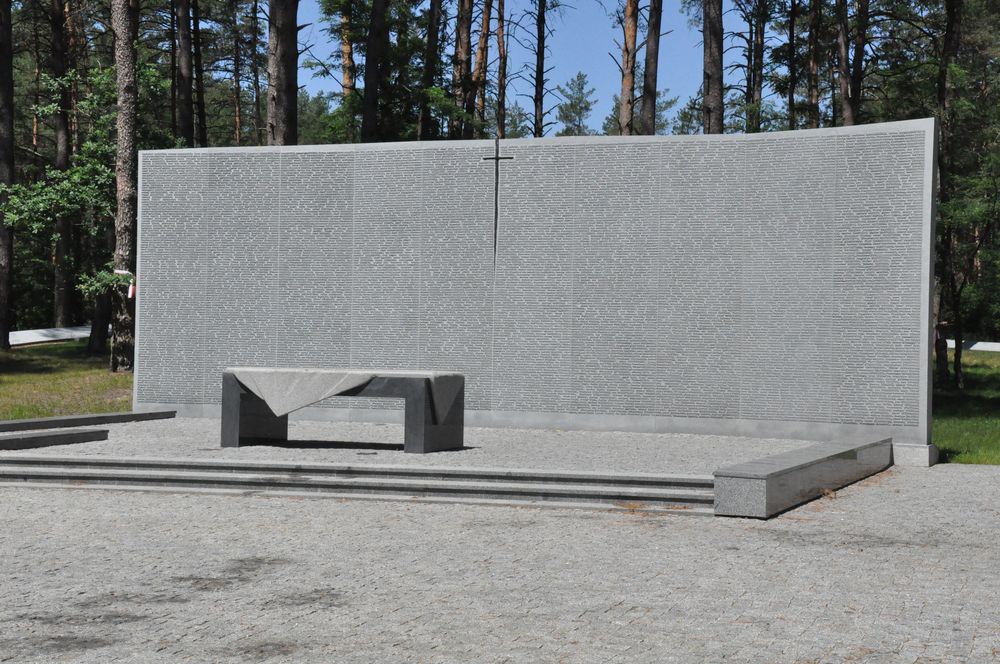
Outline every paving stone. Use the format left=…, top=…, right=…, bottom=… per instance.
left=0, top=464, right=998, bottom=662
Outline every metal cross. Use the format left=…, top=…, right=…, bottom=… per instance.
left=482, top=138, right=514, bottom=266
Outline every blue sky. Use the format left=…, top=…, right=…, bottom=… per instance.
left=296, top=0, right=709, bottom=134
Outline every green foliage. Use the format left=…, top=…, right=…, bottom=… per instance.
left=326, top=90, right=363, bottom=143
left=482, top=99, right=534, bottom=139
left=78, top=263, right=131, bottom=300
left=503, top=104, right=534, bottom=139
left=0, top=162, right=113, bottom=237
left=724, top=93, right=784, bottom=133
left=298, top=90, right=338, bottom=144
left=556, top=72, right=597, bottom=136
left=311, top=0, right=442, bottom=142
left=670, top=95, right=703, bottom=135
left=602, top=89, right=678, bottom=135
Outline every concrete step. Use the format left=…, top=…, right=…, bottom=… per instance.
left=0, top=463, right=715, bottom=510
left=0, top=455, right=714, bottom=489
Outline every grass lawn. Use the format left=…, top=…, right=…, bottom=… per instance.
left=0, top=340, right=132, bottom=420
left=933, top=349, right=1000, bottom=464
left=0, top=340, right=998, bottom=463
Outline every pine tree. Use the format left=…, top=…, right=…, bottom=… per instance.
left=555, top=72, right=596, bottom=136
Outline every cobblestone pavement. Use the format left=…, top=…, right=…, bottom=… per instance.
left=2, top=464, right=999, bottom=663
left=8, top=418, right=811, bottom=474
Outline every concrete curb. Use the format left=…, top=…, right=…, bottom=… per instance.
left=0, top=429, right=109, bottom=451
left=7, top=325, right=90, bottom=347
left=0, top=410, right=175, bottom=433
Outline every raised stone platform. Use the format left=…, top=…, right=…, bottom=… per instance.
left=0, top=417, right=899, bottom=517
left=0, top=417, right=811, bottom=475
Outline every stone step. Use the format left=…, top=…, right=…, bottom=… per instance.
left=0, top=464, right=715, bottom=510
left=0, top=455, right=714, bottom=489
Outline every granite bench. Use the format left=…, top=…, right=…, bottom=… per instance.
left=221, top=368, right=465, bottom=453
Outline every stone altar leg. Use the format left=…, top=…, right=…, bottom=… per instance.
left=221, top=372, right=288, bottom=448
left=358, top=377, right=464, bottom=453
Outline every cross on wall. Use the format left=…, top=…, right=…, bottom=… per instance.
left=482, top=138, right=514, bottom=266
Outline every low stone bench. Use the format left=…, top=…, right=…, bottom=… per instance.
left=221, top=368, right=464, bottom=454
left=713, top=437, right=892, bottom=518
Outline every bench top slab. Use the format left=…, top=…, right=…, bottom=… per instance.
left=224, top=367, right=464, bottom=417
left=226, top=367, right=462, bottom=379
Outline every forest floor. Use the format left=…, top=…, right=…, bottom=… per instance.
left=0, top=341, right=998, bottom=464
left=0, top=339, right=131, bottom=420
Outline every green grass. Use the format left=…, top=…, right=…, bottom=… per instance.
left=0, top=339, right=998, bottom=464
left=0, top=340, right=132, bottom=420
left=933, top=349, right=1000, bottom=464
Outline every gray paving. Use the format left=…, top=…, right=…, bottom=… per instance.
left=2, top=417, right=811, bottom=474
left=1, top=464, right=998, bottom=662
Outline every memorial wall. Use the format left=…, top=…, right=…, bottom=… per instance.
left=134, top=119, right=935, bottom=446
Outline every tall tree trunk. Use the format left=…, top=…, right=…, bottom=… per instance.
left=267, top=0, right=298, bottom=145
left=416, top=0, right=441, bottom=139
left=360, top=0, right=387, bottom=142
left=637, top=0, right=663, bottom=135
left=87, top=228, right=112, bottom=355
left=170, top=0, right=177, bottom=136
left=450, top=0, right=472, bottom=137
left=250, top=0, right=263, bottom=143
left=339, top=2, right=356, bottom=95
left=0, top=0, right=13, bottom=349
left=806, top=0, right=819, bottom=128
left=88, top=291, right=111, bottom=354
left=177, top=0, right=194, bottom=144
left=111, top=0, right=138, bottom=371
left=339, top=0, right=357, bottom=141
left=464, top=0, right=493, bottom=139
left=848, top=0, right=869, bottom=120
left=49, top=0, right=73, bottom=327
left=232, top=0, right=242, bottom=144
left=938, top=0, right=964, bottom=388
left=617, top=0, right=639, bottom=135
left=743, top=16, right=754, bottom=118
left=749, top=0, right=767, bottom=132
left=192, top=0, right=208, bottom=146
left=787, top=0, right=796, bottom=129
left=834, top=0, right=853, bottom=125
left=65, top=0, right=80, bottom=152
left=934, top=285, right=949, bottom=385
left=532, top=0, right=546, bottom=137
left=474, top=2, right=493, bottom=131
left=495, top=0, right=507, bottom=138
left=32, top=21, right=40, bottom=154
left=828, top=43, right=838, bottom=125
left=702, top=0, right=724, bottom=133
